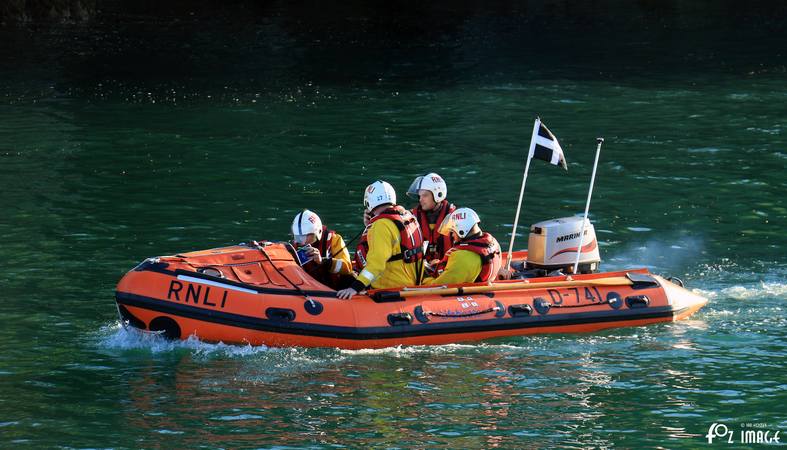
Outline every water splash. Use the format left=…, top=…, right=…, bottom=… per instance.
left=96, top=322, right=348, bottom=381
left=693, top=281, right=787, bottom=301
left=97, top=322, right=274, bottom=357
left=339, top=342, right=535, bottom=357
left=604, top=236, right=705, bottom=273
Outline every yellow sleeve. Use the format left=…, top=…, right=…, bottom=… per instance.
left=422, top=250, right=481, bottom=286
left=328, top=234, right=353, bottom=275
left=355, top=219, right=397, bottom=287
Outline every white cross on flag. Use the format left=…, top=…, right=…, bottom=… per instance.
left=528, top=118, right=567, bottom=170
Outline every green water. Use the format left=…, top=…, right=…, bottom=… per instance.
left=1, top=4, right=785, bottom=448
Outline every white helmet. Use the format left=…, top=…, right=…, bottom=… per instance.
left=291, top=209, right=323, bottom=245
left=406, top=172, right=447, bottom=201
left=363, top=180, right=397, bottom=211
left=438, top=207, right=480, bottom=239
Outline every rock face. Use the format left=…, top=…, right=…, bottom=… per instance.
left=1, top=0, right=96, bottom=23
left=2, top=1, right=785, bottom=28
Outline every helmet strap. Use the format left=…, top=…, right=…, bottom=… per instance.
left=462, top=230, right=483, bottom=242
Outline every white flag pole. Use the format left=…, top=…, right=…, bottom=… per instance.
left=505, top=118, right=541, bottom=271
left=572, top=137, right=604, bottom=275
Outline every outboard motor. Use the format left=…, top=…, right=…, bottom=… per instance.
left=526, top=216, right=601, bottom=274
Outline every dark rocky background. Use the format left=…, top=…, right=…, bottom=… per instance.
left=2, top=0, right=786, bottom=27
left=1, top=1, right=785, bottom=111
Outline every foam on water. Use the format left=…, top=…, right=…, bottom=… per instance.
left=340, top=342, right=534, bottom=357
left=97, top=321, right=275, bottom=357
left=687, top=147, right=727, bottom=153
left=96, top=322, right=351, bottom=380
left=693, top=281, right=787, bottom=301
left=97, top=324, right=548, bottom=360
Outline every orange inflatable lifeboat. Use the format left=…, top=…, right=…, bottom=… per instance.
left=114, top=240, right=708, bottom=349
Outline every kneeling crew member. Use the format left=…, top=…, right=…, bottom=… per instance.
left=422, top=207, right=502, bottom=286
left=291, top=209, right=353, bottom=289
left=406, top=172, right=456, bottom=262
left=337, top=180, right=424, bottom=299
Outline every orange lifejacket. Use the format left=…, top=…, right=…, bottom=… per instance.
left=355, top=205, right=424, bottom=266
left=314, top=226, right=334, bottom=259
left=436, top=232, right=502, bottom=283
left=354, top=226, right=370, bottom=269
left=412, top=200, right=456, bottom=261
left=300, top=226, right=339, bottom=286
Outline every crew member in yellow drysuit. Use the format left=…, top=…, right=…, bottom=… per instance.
left=422, top=207, right=502, bottom=286
left=337, top=180, right=424, bottom=299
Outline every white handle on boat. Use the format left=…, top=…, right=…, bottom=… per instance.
left=392, top=276, right=634, bottom=298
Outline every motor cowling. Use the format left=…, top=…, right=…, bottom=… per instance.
left=526, top=216, right=601, bottom=274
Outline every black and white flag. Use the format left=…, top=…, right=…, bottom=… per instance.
left=528, top=118, right=567, bottom=170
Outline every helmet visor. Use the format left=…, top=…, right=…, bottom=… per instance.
left=406, top=176, right=424, bottom=199
left=437, top=214, right=457, bottom=237
left=293, top=234, right=311, bottom=246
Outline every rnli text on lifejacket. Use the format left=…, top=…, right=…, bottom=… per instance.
left=167, top=280, right=228, bottom=308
